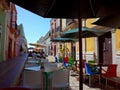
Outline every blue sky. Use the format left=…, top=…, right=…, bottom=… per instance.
left=16, top=5, right=51, bottom=47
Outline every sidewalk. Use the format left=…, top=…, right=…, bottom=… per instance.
left=0, top=54, right=27, bottom=88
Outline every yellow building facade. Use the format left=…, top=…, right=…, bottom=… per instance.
left=54, top=18, right=120, bottom=72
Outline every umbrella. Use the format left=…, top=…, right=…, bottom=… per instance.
left=51, top=37, right=78, bottom=42
left=8, top=0, right=120, bottom=18
left=93, top=15, right=120, bottom=28
left=29, top=43, right=46, bottom=48
left=61, top=26, right=111, bottom=59
left=51, top=37, right=77, bottom=57
left=61, top=28, right=79, bottom=39
left=61, top=27, right=108, bottom=38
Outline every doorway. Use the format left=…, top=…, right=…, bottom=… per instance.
left=8, top=38, right=12, bottom=59
left=98, top=32, right=112, bottom=64
left=71, top=42, right=76, bottom=60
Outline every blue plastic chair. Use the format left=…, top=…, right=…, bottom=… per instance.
left=55, top=56, right=59, bottom=63
left=85, top=63, right=101, bottom=86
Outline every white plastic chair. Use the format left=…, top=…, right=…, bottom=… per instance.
left=23, top=70, right=43, bottom=90
left=52, top=69, right=70, bottom=90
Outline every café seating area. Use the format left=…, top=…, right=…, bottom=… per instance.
left=23, top=55, right=120, bottom=90
left=0, top=54, right=120, bottom=90
left=25, top=55, right=120, bottom=89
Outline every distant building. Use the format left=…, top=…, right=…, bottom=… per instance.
left=17, top=24, right=27, bottom=55
left=42, top=31, right=51, bottom=55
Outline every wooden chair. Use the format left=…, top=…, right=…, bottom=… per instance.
left=101, top=64, right=117, bottom=87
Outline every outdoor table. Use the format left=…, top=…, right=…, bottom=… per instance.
left=27, top=60, right=39, bottom=64
left=24, top=66, right=40, bottom=71
left=41, top=66, right=60, bottom=90
left=24, top=64, right=63, bottom=90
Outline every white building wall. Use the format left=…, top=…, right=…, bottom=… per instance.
left=62, top=19, right=66, bottom=31
left=56, top=19, right=60, bottom=27
left=111, top=29, right=120, bottom=74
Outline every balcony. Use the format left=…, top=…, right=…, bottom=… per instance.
left=66, top=19, right=75, bottom=26
left=66, top=19, right=78, bottom=30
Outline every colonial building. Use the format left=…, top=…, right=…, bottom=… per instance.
left=0, top=2, right=27, bottom=61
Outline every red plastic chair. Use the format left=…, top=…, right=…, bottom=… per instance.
left=0, top=87, right=32, bottom=90
left=76, top=59, right=86, bottom=69
left=64, top=56, right=69, bottom=63
left=63, top=56, right=69, bottom=67
left=82, top=59, right=86, bottom=68
left=102, top=64, right=117, bottom=87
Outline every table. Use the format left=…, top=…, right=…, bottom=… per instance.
left=24, top=64, right=63, bottom=90
left=42, top=67, right=59, bottom=90
left=24, top=66, right=40, bottom=71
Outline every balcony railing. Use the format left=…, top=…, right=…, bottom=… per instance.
left=66, top=19, right=75, bottom=26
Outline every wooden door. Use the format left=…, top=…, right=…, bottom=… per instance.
left=8, top=38, right=12, bottom=59
left=54, top=45, right=56, bottom=56
left=71, top=42, right=76, bottom=59
left=98, top=32, right=112, bottom=64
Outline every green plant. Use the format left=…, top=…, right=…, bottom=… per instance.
left=68, top=57, right=74, bottom=66
left=60, top=45, right=69, bottom=57
left=59, top=56, right=63, bottom=62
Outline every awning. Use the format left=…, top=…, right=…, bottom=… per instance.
left=29, top=43, right=46, bottom=48
left=61, top=27, right=109, bottom=38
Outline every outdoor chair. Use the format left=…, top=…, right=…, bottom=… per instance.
left=23, top=70, right=43, bottom=90
left=52, top=69, right=70, bottom=90
left=88, top=60, right=98, bottom=72
left=85, top=63, right=101, bottom=86
left=55, top=56, right=59, bottom=63
left=63, top=56, right=69, bottom=67
left=82, top=59, right=86, bottom=68
left=82, top=59, right=86, bottom=81
left=68, top=57, right=74, bottom=66
left=101, top=64, right=117, bottom=87
left=88, top=60, right=96, bottom=66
